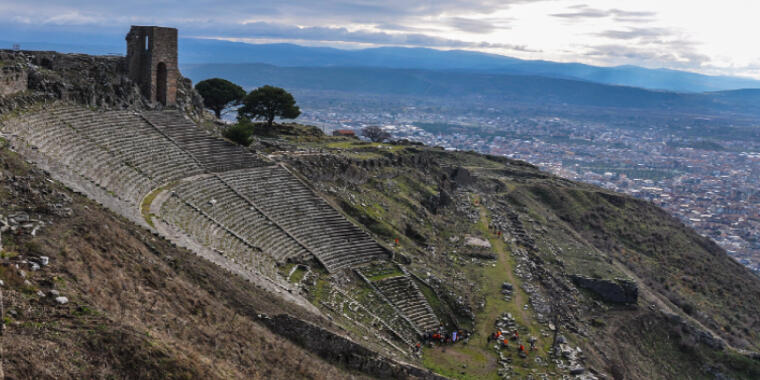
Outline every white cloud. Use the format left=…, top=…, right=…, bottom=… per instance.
left=1, top=0, right=759, bottom=78
left=43, top=11, right=101, bottom=25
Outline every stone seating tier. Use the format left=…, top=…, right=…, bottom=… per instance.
left=141, top=111, right=271, bottom=172
left=220, top=167, right=390, bottom=272
left=375, top=276, right=440, bottom=331
left=160, top=194, right=282, bottom=281
left=9, top=106, right=392, bottom=274
left=169, top=176, right=312, bottom=262
left=5, top=108, right=158, bottom=205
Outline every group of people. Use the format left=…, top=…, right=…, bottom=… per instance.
left=416, top=325, right=471, bottom=352
left=488, top=329, right=538, bottom=354
left=414, top=325, right=538, bottom=355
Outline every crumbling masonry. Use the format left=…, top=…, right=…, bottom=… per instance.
left=125, top=26, right=178, bottom=106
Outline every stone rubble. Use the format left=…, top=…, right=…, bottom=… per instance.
left=502, top=281, right=514, bottom=301
left=549, top=335, right=599, bottom=380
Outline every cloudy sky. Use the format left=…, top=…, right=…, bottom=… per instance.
left=2, top=0, right=759, bottom=78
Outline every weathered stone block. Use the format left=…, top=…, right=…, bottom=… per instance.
left=570, top=275, right=638, bottom=304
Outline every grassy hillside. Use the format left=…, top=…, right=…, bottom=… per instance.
left=268, top=132, right=760, bottom=379
left=521, top=183, right=760, bottom=349
left=2, top=110, right=759, bottom=379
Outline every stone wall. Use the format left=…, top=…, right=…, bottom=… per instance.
left=260, top=314, right=446, bottom=379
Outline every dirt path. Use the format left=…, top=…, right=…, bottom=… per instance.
left=422, top=198, right=550, bottom=378
left=477, top=204, right=530, bottom=325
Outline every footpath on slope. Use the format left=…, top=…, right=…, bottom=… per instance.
left=422, top=196, right=553, bottom=379
left=477, top=204, right=531, bottom=326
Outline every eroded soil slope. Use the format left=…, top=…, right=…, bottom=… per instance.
left=0, top=138, right=365, bottom=379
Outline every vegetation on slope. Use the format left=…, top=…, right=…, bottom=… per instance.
left=521, top=183, right=760, bottom=349
left=272, top=131, right=760, bottom=379
left=3, top=101, right=759, bottom=379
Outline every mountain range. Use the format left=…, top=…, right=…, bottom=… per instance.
left=3, top=37, right=760, bottom=93
left=181, top=62, right=760, bottom=119
left=177, top=39, right=760, bottom=93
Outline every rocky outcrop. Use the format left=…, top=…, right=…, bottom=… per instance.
left=260, top=314, right=445, bottom=379
left=570, top=275, right=638, bottom=304
left=0, top=61, right=27, bottom=96
left=0, top=50, right=204, bottom=119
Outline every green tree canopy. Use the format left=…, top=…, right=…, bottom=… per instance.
left=361, top=125, right=391, bottom=142
left=195, top=78, right=246, bottom=118
left=238, top=85, right=300, bottom=128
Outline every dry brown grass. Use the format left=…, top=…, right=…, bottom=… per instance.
left=0, top=149, right=366, bottom=379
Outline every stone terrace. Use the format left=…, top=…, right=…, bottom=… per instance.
left=4, top=106, right=393, bottom=276
left=220, top=166, right=391, bottom=272
left=3, top=105, right=204, bottom=206
left=373, top=275, right=440, bottom=332
left=2, top=105, right=442, bottom=346
left=142, top=111, right=269, bottom=172
left=162, top=174, right=312, bottom=264
left=159, top=189, right=282, bottom=281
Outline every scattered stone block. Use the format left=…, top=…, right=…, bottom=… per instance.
left=569, top=275, right=638, bottom=304
left=570, top=366, right=585, bottom=375
left=464, top=235, right=492, bottom=248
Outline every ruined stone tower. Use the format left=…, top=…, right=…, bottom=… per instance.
left=125, top=26, right=178, bottom=106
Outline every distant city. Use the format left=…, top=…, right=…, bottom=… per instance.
left=294, top=90, right=760, bottom=275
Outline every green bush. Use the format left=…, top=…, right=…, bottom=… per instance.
left=222, top=123, right=255, bottom=146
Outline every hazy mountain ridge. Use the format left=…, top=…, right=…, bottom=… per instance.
left=182, top=62, right=760, bottom=119
left=175, top=40, right=760, bottom=92
left=3, top=37, right=759, bottom=92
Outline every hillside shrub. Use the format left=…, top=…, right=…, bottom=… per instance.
left=222, top=123, right=255, bottom=146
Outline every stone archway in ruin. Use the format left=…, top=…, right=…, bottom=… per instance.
left=156, top=62, right=168, bottom=105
